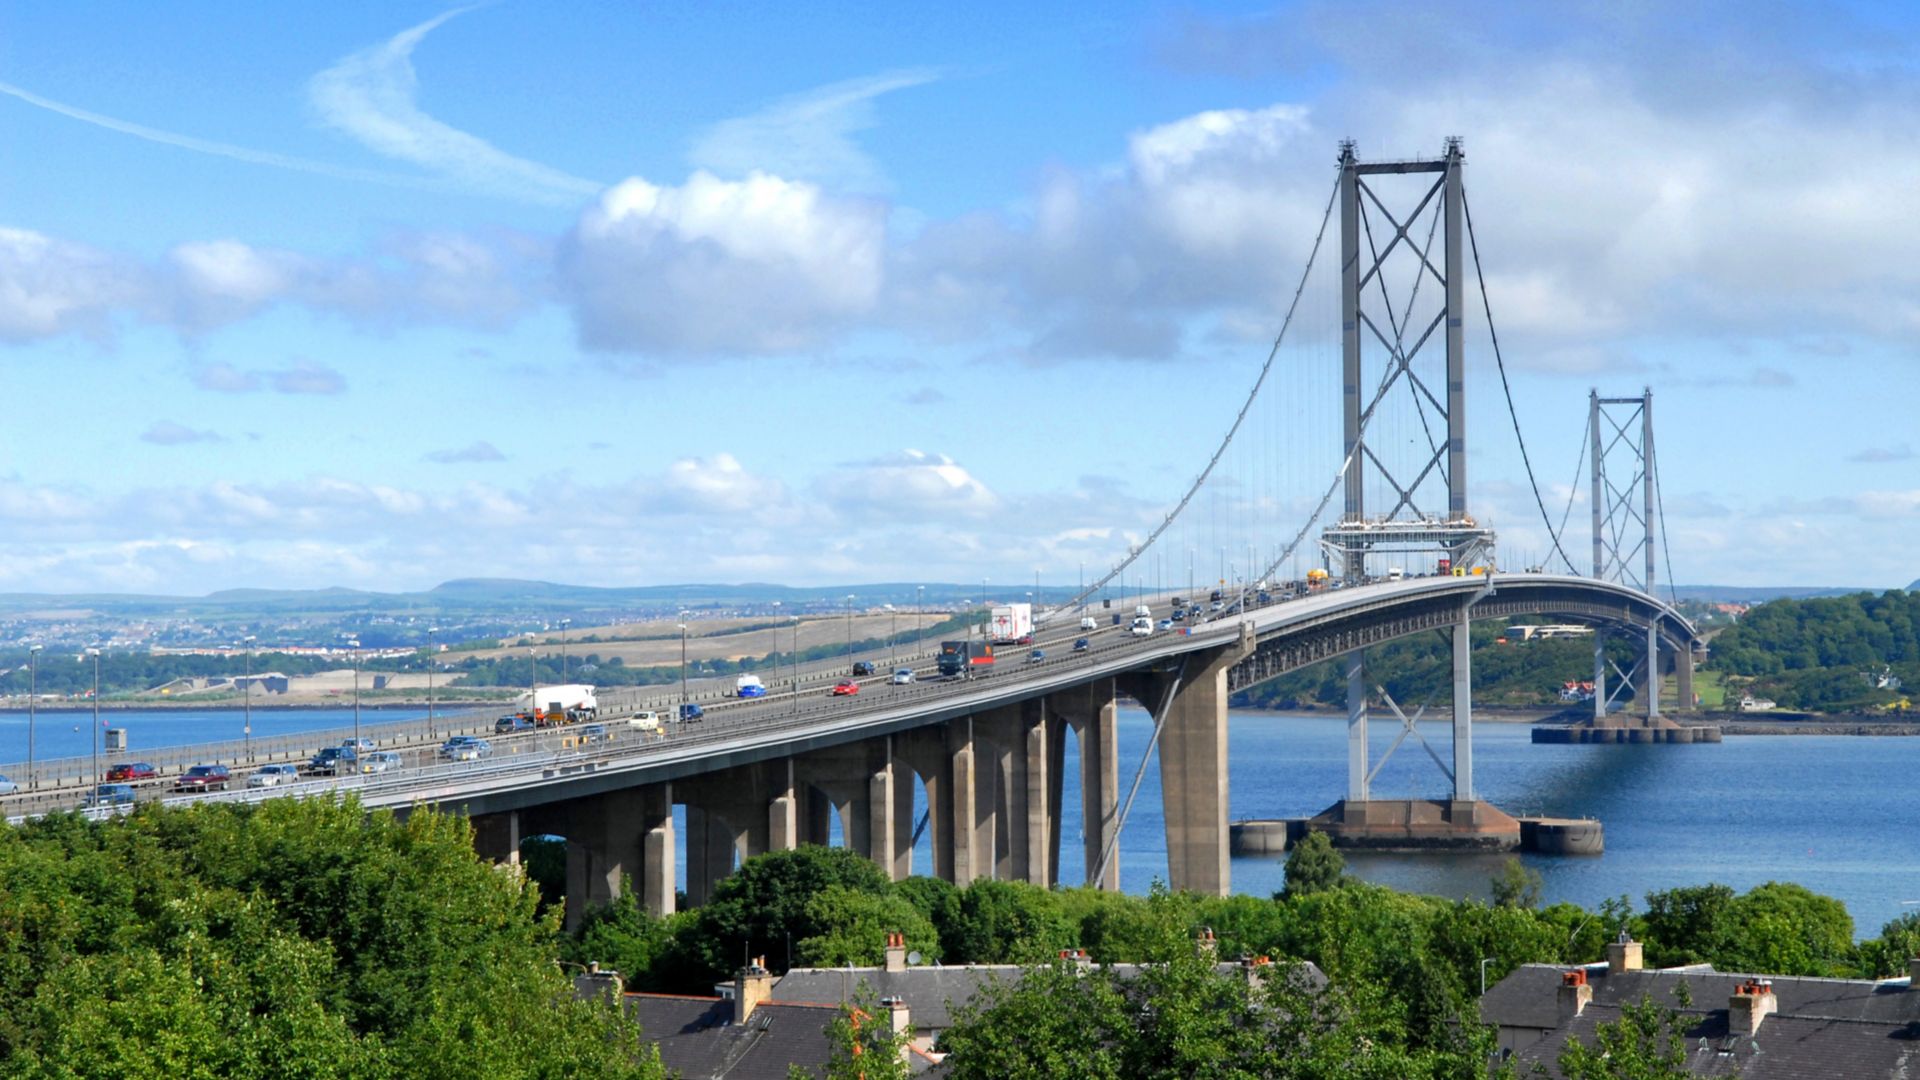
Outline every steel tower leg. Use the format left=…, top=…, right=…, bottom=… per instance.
left=1339, top=141, right=1364, bottom=580
left=1590, top=390, right=1608, bottom=720
left=1444, top=139, right=1467, bottom=523
left=1642, top=389, right=1659, bottom=719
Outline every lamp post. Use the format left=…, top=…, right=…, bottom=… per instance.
left=791, top=615, right=801, bottom=717
left=87, top=647, right=100, bottom=791
left=528, top=646, right=539, bottom=724
left=885, top=604, right=896, bottom=671
left=242, top=635, right=256, bottom=762
left=348, top=639, right=361, bottom=748
left=677, top=614, right=689, bottom=716
left=426, top=626, right=439, bottom=738
left=844, top=595, right=855, bottom=672
left=559, top=617, right=572, bottom=684
left=916, top=585, right=925, bottom=655
left=980, top=577, right=988, bottom=639
left=27, top=644, right=42, bottom=791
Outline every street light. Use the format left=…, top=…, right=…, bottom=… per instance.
left=528, top=645, right=539, bottom=723
left=790, top=615, right=801, bottom=717
left=885, top=604, right=896, bottom=670
left=87, top=647, right=100, bottom=792
left=559, top=617, right=572, bottom=684
left=242, top=635, right=256, bottom=762
left=677, top=612, right=690, bottom=716
left=348, top=639, right=362, bottom=748
left=27, top=644, right=42, bottom=791
left=426, top=626, right=440, bottom=738
left=844, top=595, right=855, bottom=672
left=916, top=585, right=925, bottom=655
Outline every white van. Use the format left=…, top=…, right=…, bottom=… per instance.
left=1130, top=616, right=1154, bottom=637
left=1387, top=567, right=1405, bottom=582
left=629, top=710, right=661, bottom=732
left=1079, top=616, right=1098, bottom=631
left=1134, top=605, right=1153, bottom=619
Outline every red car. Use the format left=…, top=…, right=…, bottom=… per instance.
left=831, top=680, right=860, bottom=696
left=105, top=762, right=157, bottom=782
left=173, top=765, right=232, bottom=792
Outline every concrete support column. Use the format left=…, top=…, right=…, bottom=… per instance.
left=891, top=758, right=917, bottom=879
left=1157, top=651, right=1234, bottom=897
left=973, top=704, right=1031, bottom=884
left=1593, top=634, right=1608, bottom=720
left=1452, top=607, right=1474, bottom=802
left=866, top=738, right=899, bottom=879
left=563, top=788, right=646, bottom=931
left=1345, top=651, right=1368, bottom=801
left=1677, top=646, right=1696, bottom=711
left=1645, top=625, right=1661, bottom=719
left=471, top=809, right=521, bottom=865
left=948, top=718, right=981, bottom=884
left=1066, top=682, right=1120, bottom=890
left=895, top=727, right=953, bottom=881
left=1024, top=702, right=1055, bottom=887
left=768, top=759, right=798, bottom=853
left=639, top=783, right=675, bottom=918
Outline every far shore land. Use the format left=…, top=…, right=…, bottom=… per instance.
left=6, top=698, right=1915, bottom=735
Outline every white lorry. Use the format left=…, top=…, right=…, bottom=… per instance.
left=531, top=683, right=597, bottom=723
left=988, top=603, right=1035, bottom=645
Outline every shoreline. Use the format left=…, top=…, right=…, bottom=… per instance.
left=1232, top=703, right=1920, bottom=735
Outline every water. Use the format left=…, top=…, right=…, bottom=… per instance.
left=0, top=707, right=427, bottom=765
left=8, top=705, right=1917, bottom=937
left=1052, top=709, right=1920, bottom=939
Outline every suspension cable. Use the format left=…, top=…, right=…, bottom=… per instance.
left=1042, top=174, right=1341, bottom=620
left=1461, top=186, right=1578, bottom=574
left=1653, top=441, right=1678, bottom=604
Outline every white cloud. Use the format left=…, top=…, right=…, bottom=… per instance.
left=425, top=440, right=506, bottom=464
left=306, top=7, right=602, bottom=205
left=140, top=420, right=223, bottom=446
left=689, top=70, right=936, bottom=194
left=559, top=172, right=886, bottom=353
left=822, top=450, right=999, bottom=519
left=270, top=362, right=348, bottom=396
left=0, top=227, right=143, bottom=342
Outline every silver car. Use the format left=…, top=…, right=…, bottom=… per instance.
left=0, top=773, right=17, bottom=796
left=360, top=751, right=403, bottom=774
left=247, top=764, right=301, bottom=788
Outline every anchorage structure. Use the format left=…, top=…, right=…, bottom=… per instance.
left=1320, top=137, right=1494, bottom=581
left=1588, top=388, right=1667, bottom=718
left=1318, top=140, right=1493, bottom=813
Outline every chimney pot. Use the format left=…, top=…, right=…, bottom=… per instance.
left=1558, top=969, right=1592, bottom=1021
left=881, top=994, right=911, bottom=1037
left=734, top=957, right=775, bottom=1024
left=884, top=932, right=909, bottom=973
left=1729, top=978, right=1777, bottom=1036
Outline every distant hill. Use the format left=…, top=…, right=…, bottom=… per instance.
left=1910, top=578, right=1919, bottom=592
left=1670, top=584, right=1888, bottom=604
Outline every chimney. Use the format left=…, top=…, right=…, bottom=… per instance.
left=1241, top=954, right=1273, bottom=990
left=1607, top=932, right=1644, bottom=975
left=571, top=961, right=625, bottom=1004
left=1558, top=969, right=1592, bottom=1022
left=880, top=995, right=911, bottom=1038
left=1908, top=957, right=1920, bottom=988
left=884, top=931, right=908, bottom=973
left=1196, top=926, right=1218, bottom=959
left=1729, top=978, right=1776, bottom=1036
left=734, top=957, right=774, bottom=1024
left=1057, top=948, right=1092, bottom=970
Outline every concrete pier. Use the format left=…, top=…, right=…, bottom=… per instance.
left=1230, top=806, right=1603, bottom=856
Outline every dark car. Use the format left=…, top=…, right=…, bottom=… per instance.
left=494, top=714, right=536, bottom=735
left=88, top=783, right=137, bottom=807
left=173, top=764, right=232, bottom=792
left=1073, top=637, right=1090, bottom=652
left=852, top=660, right=877, bottom=677
left=105, top=762, right=157, bottom=783
left=308, top=747, right=357, bottom=776
left=678, top=703, right=705, bottom=723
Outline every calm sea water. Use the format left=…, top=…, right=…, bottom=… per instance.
left=7, top=706, right=1915, bottom=937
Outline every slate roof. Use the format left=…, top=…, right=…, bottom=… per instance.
left=1484, top=963, right=1920, bottom=1079
left=627, top=994, right=841, bottom=1080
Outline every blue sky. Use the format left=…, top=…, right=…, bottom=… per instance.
left=0, top=0, right=1915, bottom=594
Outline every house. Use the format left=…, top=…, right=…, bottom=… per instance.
left=1481, top=934, right=1920, bottom=1077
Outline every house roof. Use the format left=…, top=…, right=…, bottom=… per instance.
left=1485, top=964, right=1920, bottom=1079
left=625, top=992, right=943, bottom=1079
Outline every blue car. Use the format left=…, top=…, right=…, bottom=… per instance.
left=679, top=703, right=705, bottom=723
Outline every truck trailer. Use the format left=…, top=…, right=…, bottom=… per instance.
left=938, top=640, right=995, bottom=678
left=988, top=603, right=1035, bottom=645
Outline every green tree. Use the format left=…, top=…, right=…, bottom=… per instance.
left=687, top=845, right=893, bottom=980
left=1856, top=911, right=1920, bottom=978
left=1551, top=992, right=1700, bottom=1080
left=942, top=879, right=1076, bottom=964
left=1282, top=831, right=1347, bottom=899
left=1492, top=857, right=1545, bottom=909
left=1638, top=884, right=1735, bottom=967
left=1717, top=881, right=1854, bottom=977
left=799, top=992, right=915, bottom=1080
left=796, top=885, right=941, bottom=967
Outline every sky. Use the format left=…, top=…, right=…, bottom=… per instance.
left=0, top=0, right=1916, bottom=596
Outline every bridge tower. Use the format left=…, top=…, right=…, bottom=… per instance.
left=1319, top=140, right=1493, bottom=810
left=1587, top=389, right=1683, bottom=716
